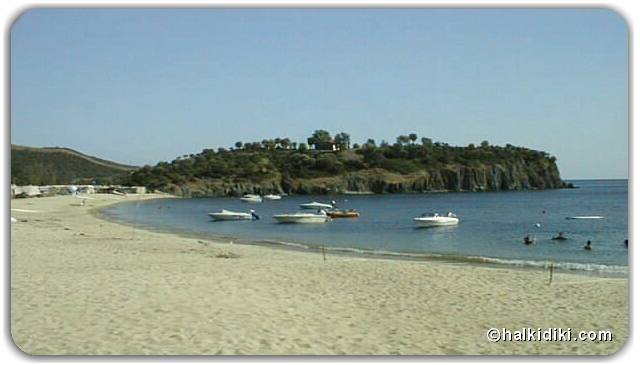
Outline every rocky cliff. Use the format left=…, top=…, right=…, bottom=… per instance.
left=165, top=161, right=566, bottom=198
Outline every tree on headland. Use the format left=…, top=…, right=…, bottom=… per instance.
left=261, top=139, right=277, bottom=150
left=280, top=138, right=292, bottom=150
left=307, top=130, right=332, bottom=147
left=409, top=133, right=418, bottom=144
left=396, top=135, right=411, bottom=146
left=421, top=137, right=433, bottom=147
left=334, top=132, right=351, bottom=150
left=235, top=141, right=243, bottom=149
left=362, top=140, right=375, bottom=151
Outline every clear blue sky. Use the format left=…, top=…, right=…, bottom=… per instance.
left=11, top=8, right=628, bottom=179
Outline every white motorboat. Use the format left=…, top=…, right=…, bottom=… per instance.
left=413, top=212, right=459, bottom=227
left=240, top=194, right=262, bottom=203
left=299, top=201, right=334, bottom=210
left=208, top=209, right=259, bottom=221
left=565, top=216, right=604, bottom=220
left=273, top=211, right=331, bottom=224
left=263, top=194, right=282, bottom=200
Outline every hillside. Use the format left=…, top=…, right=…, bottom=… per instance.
left=127, top=132, right=568, bottom=197
left=11, top=145, right=137, bottom=185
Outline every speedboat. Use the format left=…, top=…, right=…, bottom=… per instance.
left=263, top=194, right=282, bottom=200
left=327, top=209, right=360, bottom=218
left=240, top=194, right=262, bottom=203
left=413, top=212, right=459, bottom=227
left=273, top=211, right=331, bottom=224
left=208, top=209, right=259, bottom=221
left=300, top=201, right=334, bottom=210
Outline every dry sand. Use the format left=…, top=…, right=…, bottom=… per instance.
left=10, top=194, right=628, bottom=355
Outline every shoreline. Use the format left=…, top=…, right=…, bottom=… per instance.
left=11, top=194, right=629, bottom=355
left=96, top=196, right=628, bottom=279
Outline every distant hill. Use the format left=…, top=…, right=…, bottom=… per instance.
left=11, top=145, right=137, bottom=185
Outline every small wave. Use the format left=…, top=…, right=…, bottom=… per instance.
left=466, top=256, right=628, bottom=275
left=258, top=240, right=627, bottom=276
left=271, top=240, right=310, bottom=250
left=325, top=246, right=438, bottom=259
left=252, top=238, right=312, bottom=250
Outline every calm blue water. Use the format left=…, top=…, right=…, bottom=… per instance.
left=102, top=180, right=628, bottom=275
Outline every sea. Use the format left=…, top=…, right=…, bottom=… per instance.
left=101, top=179, right=628, bottom=276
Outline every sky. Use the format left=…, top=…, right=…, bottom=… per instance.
left=11, top=8, right=628, bottom=179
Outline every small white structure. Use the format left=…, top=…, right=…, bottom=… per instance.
left=13, top=185, right=41, bottom=198
left=11, top=184, right=144, bottom=199
left=79, top=185, right=95, bottom=194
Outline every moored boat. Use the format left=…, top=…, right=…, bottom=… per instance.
left=413, top=212, right=459, bottom=227
left=263, top=194, right=282, bottom=200
left=273, top=211, right=331, bottom=223
left=300, top=201, right=334, bottom=210
left=240, top=194, right=262, bottom=203
left=208, top=209, right=259, bottom=221
left=327, top=209, right=360, bottom=218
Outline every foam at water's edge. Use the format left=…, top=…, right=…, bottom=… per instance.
left=261, top=239, right=628, bottom=276
left=465, top=256, right=628, bottom=275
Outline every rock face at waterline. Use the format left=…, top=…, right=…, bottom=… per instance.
left=127, top=138, right=568, bottom=197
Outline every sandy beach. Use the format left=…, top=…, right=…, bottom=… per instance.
left=10, top=194, right=628, bottom=355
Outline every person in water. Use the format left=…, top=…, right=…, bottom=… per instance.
left=552, top=232, right=567, bottom=240
left=584, top=240, right=592, bottom=251
left=625, top=239, right=628, bottom=248
left=524, top=235, right=535, bottom=245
